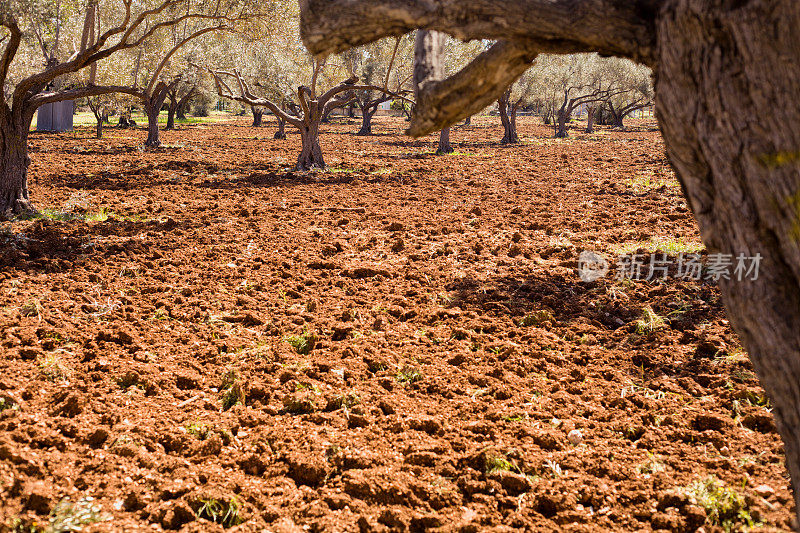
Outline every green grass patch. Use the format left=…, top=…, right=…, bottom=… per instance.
left=196, top=497, right=244, bottom=528
left=685, top=476, right=756, bottom=532
left=610, top=237, right=704, bottom=255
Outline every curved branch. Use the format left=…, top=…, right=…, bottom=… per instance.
left=0, top=15, right=21, bottom=90
left=409, top=39, right=537, bottom=136
left=202, top=67, right=302, bottom=127
left=29, top=85, right=143, bottom=109
left=299, top=0, right=658, bottom=64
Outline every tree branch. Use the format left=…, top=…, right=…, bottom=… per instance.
left=299, top=0, right=658, bottom=64
left=0, top=15, right=21, bottom=90
left=29, top=85, right=142, bottom=108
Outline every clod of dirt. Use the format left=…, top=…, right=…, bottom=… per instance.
left=567, top=429, right=583, bottom=445
left=286, top=453, right=329, bottom=486
left=490, top=470, right=532, bottom=495
left=691, top=413, right=730, bottom=432
left=24, top=481, right=52, bottom=514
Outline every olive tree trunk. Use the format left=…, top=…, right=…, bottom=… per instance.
left=274, top=116, right=286, bottom=139
left=0, top=117, right=33, bottom=216
left=655, top=2, right=800, bottom=518
left=554, top=109, right=569, bottom=137
left=357, top=104, right=376, bottom=135
left=436, top=127, right=453, bottom=155
left=498, top=89, right=519, bottom=144
left=144, top=101, right=162, bottom=147
left=251, top=106, right=263, bottom=127
left=165, top=107, right=176, bottom=130
left=585, top=105, right=597, bottom=133
left=297, top=122, right=325, bottom=171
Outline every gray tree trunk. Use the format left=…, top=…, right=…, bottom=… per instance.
left=166, top=107, right=176, bottom=130
left=586, top=105, right=597, bottom=133
left=498, top=89, right=519, bottom=144
left=357, top=105, right=375, bottom=135
left=274, top=117, right=286, bottom=139
left=145, top=103, right=161, bottom=147
left=436, top=127, right=453, bottom=155
left=252, top=106, right=263, bottom=127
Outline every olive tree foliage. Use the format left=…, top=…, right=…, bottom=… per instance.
left=298, top=0, right=800, bottom=526
left=341, top=35, right=413, bottom=136
left=0, top=0, right=262, bottom=215
left=598, top=58, right=652, bottom=129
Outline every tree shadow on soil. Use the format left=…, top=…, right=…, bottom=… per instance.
left=446, top=271, right=736, bottom=380
left=0, top=217, right=191, bottom=274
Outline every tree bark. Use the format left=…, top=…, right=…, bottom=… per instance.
left=144, top=102, right=162, bottom=147
left=252, top=106, right=263, bottom=127
left=166, top=107, right=176, bottom=130
left=653, top=2, right=800, bottom=520
left=0, top=118, right=34, bottom=217
left=555, top=109, right=569, bottom=138
left=585, top=105, right=597, bottom=133
left=95, top=114, right=104, bottom=138
left=274, top=117, right=286, bottom=139
left=297, top=122, right=325, bottom=170
left=436, top=127, right=453, bottom=155
left=357, top=104, right=375, bottom=135
left=498, top=88, right=519, bottom=144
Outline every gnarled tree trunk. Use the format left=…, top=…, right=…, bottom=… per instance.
left=357, top=103, right=376, bottom=135
left=585, top=105, right=597, bottom=133
left=274, top=116, right=286, bottom=139
left=498, top=88, right=519, bottom=144
left=144, top=102, right=161, bottom=147
left=554, top=109, right=569, bottom=138
left=297, top=121, right=325, bottom=171
left=654, top=2, right=800, bottom=519
left=165, top=107, right=176, bottom=130
left=436, top=127, right=453, bottom=155
left=0, top=119, right=33, bottom=217
left=251, top=106, right=263, bottom=127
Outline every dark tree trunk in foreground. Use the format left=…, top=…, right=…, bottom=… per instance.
left=299, top=1, right=800, bottom=524
left=498, top=88, right=519, bottom=144
left=655, top=4, right=800, bottom=521
left=0, top=118, right=34, bottom=216
left=274, top=116, right=286, bottom=139
left=436, top=127, right=453, bottom=155
left=251, top=106, right=263, bottom=127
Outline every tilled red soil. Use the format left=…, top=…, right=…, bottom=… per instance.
left=0, top=117, right=792, bottom=532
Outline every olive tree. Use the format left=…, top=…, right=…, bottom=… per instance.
left=299, top=0, right=800, bottom=523
left=0, top=0, right=256, bottom=215
left=206, top=68, right=402, bottom=171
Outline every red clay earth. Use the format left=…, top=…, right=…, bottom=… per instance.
left=0, top=116, right=792, bottom=532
